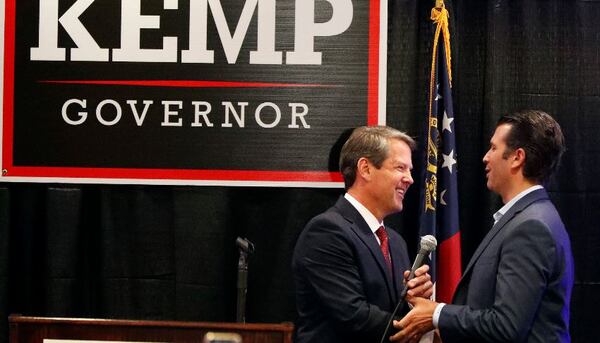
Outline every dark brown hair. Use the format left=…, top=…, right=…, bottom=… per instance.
left=498, top=110, right=565, bottom=183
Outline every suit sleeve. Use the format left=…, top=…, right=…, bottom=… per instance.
left=439, top=219, right=557, bottom=342
left=296, top=217, right=390, bottom=340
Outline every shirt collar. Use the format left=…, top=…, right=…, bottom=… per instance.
left=493, top=185, right=544, bottom=224
left=344, top=193, right=384, bottom=235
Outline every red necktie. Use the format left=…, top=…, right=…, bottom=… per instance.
left=375, top=226, right=392, bottom=273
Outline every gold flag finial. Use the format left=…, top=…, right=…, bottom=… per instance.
left=430, top=0, right=452, bottom=85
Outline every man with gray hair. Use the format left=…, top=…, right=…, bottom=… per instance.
left=293, top=126, right=433, bottom=343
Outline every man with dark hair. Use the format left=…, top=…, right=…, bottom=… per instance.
left=392, top=110, right=574, bottom=343
left=293, top=126, right=433, bottom=343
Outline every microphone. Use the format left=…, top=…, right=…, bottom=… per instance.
left=379, top=235, right=437, bottom=343
left=401, top=235, right=437, bottom=297
left=236, top=237, right=255, bottom=254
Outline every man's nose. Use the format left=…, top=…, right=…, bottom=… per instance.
left=404, top=171, right=414, bottom=185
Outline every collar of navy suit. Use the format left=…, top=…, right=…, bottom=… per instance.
left=493, top=185, right=544, bottom=224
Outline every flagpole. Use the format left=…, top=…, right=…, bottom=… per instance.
left=420, top=0, right=462, bottom=308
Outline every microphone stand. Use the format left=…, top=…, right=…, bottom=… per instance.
left=236, top=237, right=254, bottom=323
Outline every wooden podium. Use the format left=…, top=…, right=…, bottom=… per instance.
left=9, top=315, right=293, bottom=343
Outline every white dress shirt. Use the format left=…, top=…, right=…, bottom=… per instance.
left=344, top=193, right=384, bottom=243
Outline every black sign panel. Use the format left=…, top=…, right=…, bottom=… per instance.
left=1, top=0, right=387, bottom=186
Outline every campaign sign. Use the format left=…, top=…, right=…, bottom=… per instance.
left=1, top=0, right=387, bottom=187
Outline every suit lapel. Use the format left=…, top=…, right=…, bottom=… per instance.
left=334, top=197, right=396, bottom=303
left=454, top=189, right=549, bottom=299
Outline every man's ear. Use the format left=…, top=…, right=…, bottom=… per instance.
left=512, top=148, right=526, bottom=169
left=356, top=157, right=371, bottom=181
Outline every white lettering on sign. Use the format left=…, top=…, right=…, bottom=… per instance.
left=60, top=98, right=310, bottom=128
left=30, top=0, right=354, bottom=65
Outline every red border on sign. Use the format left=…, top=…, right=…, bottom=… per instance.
left=2, top=0, right=16, bottom=174
left=7, top=166, right=343, bottom=182
left=367, top=0, right=380, bottom=126
left=1, top=0, right=381, bottom=184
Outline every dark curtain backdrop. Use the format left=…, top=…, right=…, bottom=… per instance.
left=1, top=0, right=598, bottom=342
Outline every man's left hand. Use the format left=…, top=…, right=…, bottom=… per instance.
left=404, top=264, right=433, bottom=299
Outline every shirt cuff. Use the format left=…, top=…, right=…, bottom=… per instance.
left=432, top=303, right=446, bottom=328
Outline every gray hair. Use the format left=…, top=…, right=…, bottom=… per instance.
left=339, top=126, right=415, bottom=189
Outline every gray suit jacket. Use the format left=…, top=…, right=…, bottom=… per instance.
left=439, top=188, right=574, bottom=342
left=293, top=196, right=410, bottom=343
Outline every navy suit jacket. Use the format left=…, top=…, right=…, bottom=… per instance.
left=439, top=188, right=574, bottom=342
left=292, top=196, right=411, bottom=343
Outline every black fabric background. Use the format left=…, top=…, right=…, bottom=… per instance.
left=1, top=0, right=598, bottom=341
